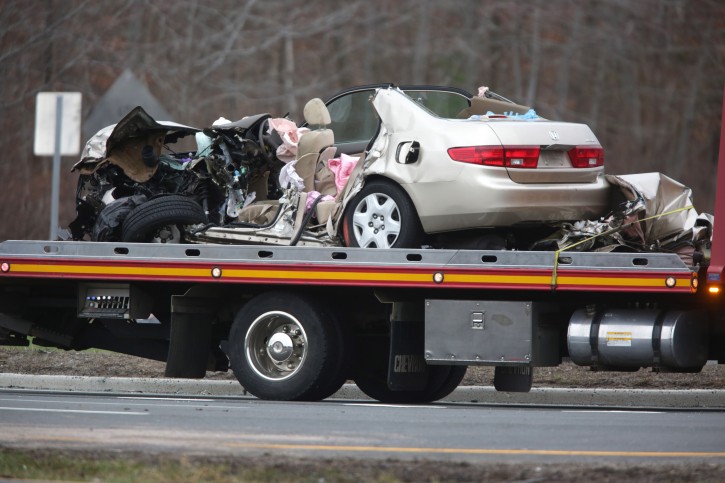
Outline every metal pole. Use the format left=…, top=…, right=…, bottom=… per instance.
left=50, top=95, right=62, bottom=240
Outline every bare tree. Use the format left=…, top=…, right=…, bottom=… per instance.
left=0, top=0, right=723, bottom=240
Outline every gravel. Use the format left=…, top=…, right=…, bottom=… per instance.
left=1, top=346, right=723, bottom=389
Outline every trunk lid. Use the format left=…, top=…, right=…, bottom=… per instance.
left=486, top=120, right=603, bottom=184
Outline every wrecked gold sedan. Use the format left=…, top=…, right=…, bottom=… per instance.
left=67, top=85, right=710, bottom=259
left=336, top=86, right=608, bottom=249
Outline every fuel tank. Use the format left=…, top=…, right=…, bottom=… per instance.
left=567, top=308, right=708, bottom=371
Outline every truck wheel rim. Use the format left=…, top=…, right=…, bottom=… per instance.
left=244, top=311, right=308, bottom=381
left=351, top=193, right=401, bottom=248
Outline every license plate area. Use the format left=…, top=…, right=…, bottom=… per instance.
left=537, top=150, right=569, bottom=168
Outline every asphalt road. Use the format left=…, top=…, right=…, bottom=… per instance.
left=1, top=389, right=724, bottom=464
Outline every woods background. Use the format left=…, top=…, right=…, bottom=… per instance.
left=1, top=0, right=723, bottom=240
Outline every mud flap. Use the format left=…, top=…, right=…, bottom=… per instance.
left=494, top=365, right=533, bottom=392
left=388, top=305, right=428, bottom=391
left=165, top=295, right=215, bottom=378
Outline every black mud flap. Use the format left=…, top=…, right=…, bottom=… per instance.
left=387, top=318, right=429, bottom=391
left=494, top=365, right=534, bottom=392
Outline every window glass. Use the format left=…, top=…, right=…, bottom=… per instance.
left=326, top=88, right=471, bottom=145
left=403, top=90, right=470, bottom=118
left=327, top=90, right=379, bottom=144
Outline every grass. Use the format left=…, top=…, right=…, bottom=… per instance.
left=0, top=448, right=401, bottom=483
left=1, top=338, right=110, bottom=354
left=2, top=447, right=724, bottom=483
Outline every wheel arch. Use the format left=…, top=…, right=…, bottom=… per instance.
left=355, top=174, right=417, bottom=206
left=341, top=175, right=425, bottom=248
left=362, top=174, right=425, bottom=228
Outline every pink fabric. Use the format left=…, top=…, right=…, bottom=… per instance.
left=268, top=118, right=310, bottom=163
left=327, top=153, right=359, bottom=194
left=305, top=191, right=334, bottom=213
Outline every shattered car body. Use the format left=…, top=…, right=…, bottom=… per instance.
left=70, top=106, right=289, bottom=244
left=67, top=85, right=713, bottom=267
left=70, top=107, right=201, bottom=242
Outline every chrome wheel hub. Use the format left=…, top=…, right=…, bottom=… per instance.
left=267, top=332, right=294, bottom=363
left=245, top=311, right=308, bottom=381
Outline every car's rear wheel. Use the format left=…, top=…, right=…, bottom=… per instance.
left=121, top=195, right=207, bottom=243
left=342, top=180, right=423, bottom=249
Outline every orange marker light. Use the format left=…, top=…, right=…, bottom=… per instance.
left=708, top=285, right=721, bottom=295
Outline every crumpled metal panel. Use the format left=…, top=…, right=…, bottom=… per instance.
left=605, top=172, right=698, bottom=244
left=72, top=106, right=199, bottom=182
left=533, top=173, right=712, bottom=266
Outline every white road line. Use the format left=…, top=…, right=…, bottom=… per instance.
left=344, top=403, right=445, bottom=409
left=562, top=410, right=663, bottom=414
left=0, top=406, right=149, bottom=416
left=0, top=397, right=245, bottom=410
left=119, top=396, right=215, bottom=402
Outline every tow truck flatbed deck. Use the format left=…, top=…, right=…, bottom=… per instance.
left=0, top=240, right=696, bottom=294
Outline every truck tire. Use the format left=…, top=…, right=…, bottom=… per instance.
left=228, top=291, right=349, bottom=401
left=342, top=180, right=423, bottom=249
left=121, top=195, right=207, bottom=243
left=355, top=364, right=467, bottom=404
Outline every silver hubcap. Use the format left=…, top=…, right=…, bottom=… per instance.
left=351, top=193, right=401, bottom=248
left=267, top=332, right=294, bottom=362
left=245, top=311, right=307, bottom=381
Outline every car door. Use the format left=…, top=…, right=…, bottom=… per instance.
left=323, top=85, right=472, bottom=156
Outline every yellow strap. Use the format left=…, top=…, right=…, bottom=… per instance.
left=550, top=205, right=694, bottom=289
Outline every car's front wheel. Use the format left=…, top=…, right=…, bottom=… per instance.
left=342, top=180, right=423, bottom=249
left=121, top=195, right=207, bottom=243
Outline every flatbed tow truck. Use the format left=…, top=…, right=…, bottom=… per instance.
left=0, top=90, right=723, bottom=403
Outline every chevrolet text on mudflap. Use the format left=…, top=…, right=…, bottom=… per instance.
left=0, top=85, right=722, bottom=402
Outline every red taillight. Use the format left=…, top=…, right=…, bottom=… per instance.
left=568, top=145, right=604, bottom=168
left=504, top=147, right=540, bottom=168
left=447, top=146, right=503, bottom=166
left=447, top=146, right=540, bottom=168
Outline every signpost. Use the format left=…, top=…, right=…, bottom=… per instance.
left=34, top=92, right=82, bottom=240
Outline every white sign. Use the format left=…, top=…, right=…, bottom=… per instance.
left=34, top=92, right=82, bottom=156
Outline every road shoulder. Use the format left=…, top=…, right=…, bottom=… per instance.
left=1, top=373, right=723, bottom=408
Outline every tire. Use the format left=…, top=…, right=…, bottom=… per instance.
left=342, top=180, right=423, bottom=249
left=355, top=357, right=467, bottom=404
left=91, top=195, right=148, bottom=242
left=121, top=195, right=207, bottom=243
left=228, top=291, right=349, bottom=401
